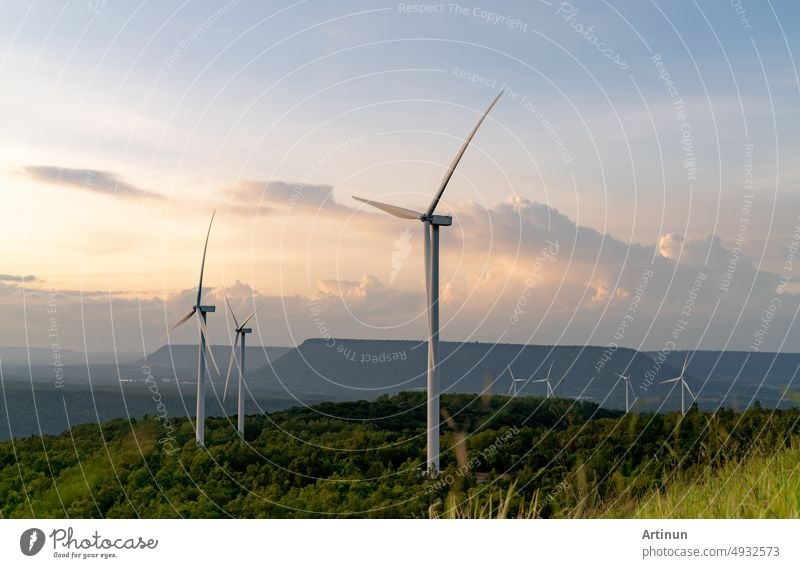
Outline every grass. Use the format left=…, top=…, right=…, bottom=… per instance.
left=626, top=443, right=800, bottom=518
left=432, top=443, right=800, bottom=519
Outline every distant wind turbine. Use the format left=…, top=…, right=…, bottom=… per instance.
left=507, top=367, right=527, bottom=397
left=530, top=361, right=555, bottom=399
left=223, top=296, right=257, bottom=437
left=353, top=92, right=503, bottom=476
left=167, top=211, right=220, bottom=446
left=615, top=371, right=637, bottom=413
left=660, top=353, right=695, bottom=415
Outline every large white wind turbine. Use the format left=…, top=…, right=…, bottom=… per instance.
left=660, top=353, right=695, bottom=415
left=530, top=361, right=555, bottom=399
left=507, top=367, right=527, bottom=398
left=353, top=92, right=502, bottom=476
left=167, top=211, right=220, bottom=446
left=615, top=371, right=637, bottom=413
left=223, top=297, right=258, bottom=437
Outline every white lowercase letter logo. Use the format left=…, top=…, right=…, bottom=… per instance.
left=20, top=528, right=45, bottom=556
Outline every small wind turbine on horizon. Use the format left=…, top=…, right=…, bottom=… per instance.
left=507, top=366, right=527, bottom=397
left=530, top=361, right=555, bottom=399
left=660, top=353, right=695, bottom=415
left=167, top=211, right=220, bottom=447
left=223, top=297, right=258, bottom=437
left=615, top=371, right=637, bottom=413
left=353, top=91, right=503, bottom=476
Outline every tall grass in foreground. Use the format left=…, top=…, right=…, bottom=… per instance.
left=625, top=443, right=800, bottom=518
left=429, top=482, right=541, bottom=519
left=431, top=444, right=800, bottom=519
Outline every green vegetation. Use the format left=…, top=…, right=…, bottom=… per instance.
left=622, top=442, right=800, bottom=518
left=0, top=393, right=797, bottom=518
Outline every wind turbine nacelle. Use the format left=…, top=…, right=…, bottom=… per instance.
left=198, top=305, right=216, bottom=313
left=241, top=327, right=252, bottom=334
left=428, top=214, right=452, bottom=226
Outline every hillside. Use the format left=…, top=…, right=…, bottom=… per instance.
left=1, top=392, right=798, bottom=519
left=141, top=344, right=292, bottom=370
left=251, top=339, right=687, bottom=411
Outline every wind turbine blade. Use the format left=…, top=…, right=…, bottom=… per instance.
left=660, top=377, right=681, bottom=384
left=507, top=382, right=514, bottom=395
left=547, top=360, right=554, bottom=380
left=196, top=211, right=216, bottom=307
left=224, top=295, right=239, bottom=329
left=425, top=91, right=503, bottom=217
left=168, top=309, right=196, bottom=332
left=352, top=196, right=422, bottom=220
left=681, top=353, right=689, bottom=376
left=195, top=313, right=220, bottom=374
left=223, top=334, right=240, bottom=403
left=240, top=307, right=259, bottom=328
left=683, top=381, right=696, bottom=399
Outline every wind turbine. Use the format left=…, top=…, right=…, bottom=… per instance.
left=507, top=367, right=527, bottom=398
left=530, top=361, right=555, bottom=399
left=660, top=353, right=695, bottom=415
left=353, top=92, right=502, bottom=476
left=167, top=211, right=220, bottom=446
left=223, top=297, right=257, bottom=437
left=615, top=371, right=637, bottom=413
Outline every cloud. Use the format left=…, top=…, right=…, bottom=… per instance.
left=658, top=233, right=684, bottom=259
left=22, top=165, right=163, bottom=200
left=221, top=180, right=350, bottom=217
left=0, top=274, right=36, bottom=282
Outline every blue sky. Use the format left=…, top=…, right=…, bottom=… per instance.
left=2, top=1, right=800, bottom=352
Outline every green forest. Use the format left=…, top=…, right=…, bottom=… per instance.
left=1, top=392, right=798, bottom=518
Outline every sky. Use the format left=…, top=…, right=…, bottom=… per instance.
left=2, top=0, right=800, bottom=355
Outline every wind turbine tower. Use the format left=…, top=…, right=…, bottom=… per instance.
left=660, top=353, right=695, bottom=415
left=530, top=361, right=555, bottom=399
left=353, top=92, right=503, bottom=476
left=167, top=211, right=220, bottom=446
left=223, top=297, right=257, bottom=437
left=615, top=371, right=637, bottom=413
left=507, top=367, right=527, bottom=397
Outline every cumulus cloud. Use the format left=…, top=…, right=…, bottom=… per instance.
left=22, top=165, right=163, bottom=200
left=0, top=274, right=36, bottom=282
left=221, top=180, right=350, bottom=217
left=658, top=233, right=684, bottom=259
left=3, top=195, right=800, bottom=353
